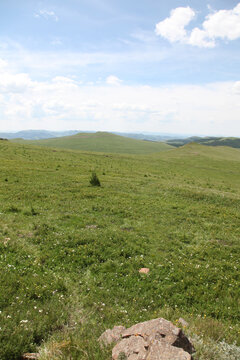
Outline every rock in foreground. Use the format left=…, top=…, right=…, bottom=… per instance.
left=99, top=318, right=195, bottom=360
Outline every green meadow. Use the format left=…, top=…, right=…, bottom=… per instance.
left=12, top=131, right=173, bottom=154
left=0, top=140, right=239, bottom=359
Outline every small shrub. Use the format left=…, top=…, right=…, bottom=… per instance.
left=89, top=172, right=101, bottom=187
left=24, top=207, right=38, bottom=216
left=30, top=207, right=38, bottom=216
left=7, top=205, right=20, bottom=213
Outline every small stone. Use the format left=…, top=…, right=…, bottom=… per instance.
left=86, top=224, right=98, bottom=229
left=139, top=268, right=149, bottom=274
left=22, top=353, right=40, bottom=359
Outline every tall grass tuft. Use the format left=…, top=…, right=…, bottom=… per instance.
left=89, top=172, right=101, bottom=187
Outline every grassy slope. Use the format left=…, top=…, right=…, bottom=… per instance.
left=167, top=137, right=240, bottom=148
left=204, top=137, right=240, bottom=148
left=12, top=131, right=173, bottom=154
left=0, top=141, right=239, bottom=359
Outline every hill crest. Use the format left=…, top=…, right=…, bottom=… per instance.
left=12, top=131, right=173, bottom=155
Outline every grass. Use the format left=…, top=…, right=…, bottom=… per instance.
left=12, top=131, right=173, bottom=154
left=167, top=136, right=240, bottom=148
left=0, top=140, right=239, bottom=359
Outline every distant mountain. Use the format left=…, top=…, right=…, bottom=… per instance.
left=12, top=131, right=173, bottom=154
left=0, top=129, right=191, bottom=141
left=0, top=130, right=80, bottom=140
left=167, top=136, right=240, bottom=149
left=113, top=132, right=188, bottom=141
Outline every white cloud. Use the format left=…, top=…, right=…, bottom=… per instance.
left=188, top=28, right=215, bottom=48
left=131, top=30, right=157, bottom=43
left=233, top=81, right=240, bottom=94
left=0, top=72, right=32, bottom=93
left=106, top=75, right=122, bottom=86
left=52, top=76, right=77, bottom=84
left=0, top=58, right=8, bottom=70
left=202, top=4, right=240, bottom=41
left=34, top=10, right=59, bottom=22
left=0, top=65, right=239, bottom=136
left=156, top=3, right=240, bottom=48
left=155, top=7, right=195, bottom=43
left=0, top=43, right=168, bottom=76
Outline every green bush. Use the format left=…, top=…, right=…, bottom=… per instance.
left=89, top=172, right=101, bottom=187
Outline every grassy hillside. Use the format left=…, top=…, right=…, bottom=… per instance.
left=0, top=141, right=239, bottom=359
left=12, top=131, right=173, bottom=154
left=167, top=136, right=240, bottom=148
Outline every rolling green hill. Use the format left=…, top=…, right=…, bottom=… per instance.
left=0, top=140, right=239, bottom=359
left=167, top=136, right=240, bottom=148
left=12, top=131, right=173, bottom=154
left=160, top=142, right=240, bottom=161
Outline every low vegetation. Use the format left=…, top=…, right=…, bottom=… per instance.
left=90, top=171, right=101, bottom=187
left=0, top=140, right=239, bottom=359
left=12, top=131, right=173, bottom=154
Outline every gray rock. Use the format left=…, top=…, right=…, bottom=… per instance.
left=122, top=318, right=195, bottom=354
left=99, top=325, right=126, bottom=346
left=99, top=318, right=195, bottom=360
left=146, top=340, right=192, bottom=360
left=112, top=336, right=148, bottom=360
left=178, top=318, right=189, bottom=328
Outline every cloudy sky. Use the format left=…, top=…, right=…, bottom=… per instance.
left=0, top=0, right=240, bottom=135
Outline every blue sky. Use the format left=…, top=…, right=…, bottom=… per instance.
left=0, top=0, right=240, bottom=135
